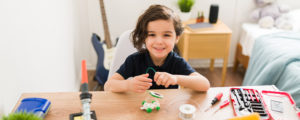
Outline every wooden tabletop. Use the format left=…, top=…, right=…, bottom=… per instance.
left=12, top=85, right=289, bottom=120
left=182, top=19, right=232, bottom=34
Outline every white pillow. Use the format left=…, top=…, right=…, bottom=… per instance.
left=288, top=9, right=300, bottom=32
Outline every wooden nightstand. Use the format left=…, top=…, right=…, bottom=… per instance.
left=177, top=19, right=232, bottom=86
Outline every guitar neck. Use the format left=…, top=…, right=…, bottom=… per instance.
left=99, top=0, right=113, bottom=49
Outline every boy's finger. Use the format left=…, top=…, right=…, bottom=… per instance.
left=138, top=77, right=152, bottom=83
left=156, top=74, right=165, bottom=85
left=165, top=80, right=171, bottom=88
left=136, top=89, right=145, bottom=93
left=143, top=84, right=151, bottom=90
left=140, top=73, right=149, bottom=78
left=154, top=72, right=161, bottom=82
left=156, top=77, right=161, bottom=85
left=135, top=74, right=152, bottom=82
left=138, top=86, right=150, bottom=92
left=137, top=81, right=152, bottom=87
left=161, top=76, right=168, bottom=86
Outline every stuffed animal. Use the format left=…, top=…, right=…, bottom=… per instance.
left=251, top=0, right=293, bottom=30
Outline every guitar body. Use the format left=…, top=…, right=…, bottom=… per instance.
left=91, top=34, right=114, bottom=85
left=102, top=44, right=115, bottom=70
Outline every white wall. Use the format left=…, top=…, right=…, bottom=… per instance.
left=87, top=0, right=300, bottom=69
left=0, top=0, right=299, bottom=117
left=87, top=0, right=240, bottom=69
left=0, top=0, right=89, bottom=115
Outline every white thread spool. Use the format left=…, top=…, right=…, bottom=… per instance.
left=179, top=104, right=196, bottom=120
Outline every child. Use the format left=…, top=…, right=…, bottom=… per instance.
left=104, top=4, right=210, bottom=93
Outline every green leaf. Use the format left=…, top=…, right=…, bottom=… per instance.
left=178, top=0, right=195, bottom=12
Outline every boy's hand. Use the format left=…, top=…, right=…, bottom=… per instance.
left=154, top=72, right=178, bottom=88
left=127, top=74, right=152, bottom=93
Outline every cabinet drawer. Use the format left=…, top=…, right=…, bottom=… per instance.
left=188, top=34, right=229, bottom=58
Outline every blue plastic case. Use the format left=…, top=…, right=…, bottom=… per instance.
left=16, top=97, right=51, bottom=118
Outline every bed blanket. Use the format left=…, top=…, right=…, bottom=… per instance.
left=242, top=32, right=300, bottom=106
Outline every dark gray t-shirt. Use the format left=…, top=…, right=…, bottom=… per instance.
left=117, top=51, right=195, bottom=89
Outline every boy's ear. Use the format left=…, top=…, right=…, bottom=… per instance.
left=175, top=36, right=180, bottom=44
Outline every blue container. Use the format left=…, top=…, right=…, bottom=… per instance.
left=16, top=97, right=51, bottom=118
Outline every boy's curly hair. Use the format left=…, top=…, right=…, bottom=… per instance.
left=132, top=4, right=183, bottom=52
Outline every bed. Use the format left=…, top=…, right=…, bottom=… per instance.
left=242, top=32, right=300, bottom=107
left=233, top=9, right=300, bottom=70
left=233, top=23, right=285, bottom=70
left=235, top=9, right=300, bottom=107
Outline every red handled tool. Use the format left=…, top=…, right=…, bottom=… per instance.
left=204, top=92, right=223, bottom=112
left=213, top=100, right=230, bottom=113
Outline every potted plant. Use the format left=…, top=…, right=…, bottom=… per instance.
left=2, top=112, right=42, bottom=120
left=177, top=0, right=195, bottom=21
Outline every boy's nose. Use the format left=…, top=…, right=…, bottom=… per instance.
left=154, top=37, right=163, bottom=43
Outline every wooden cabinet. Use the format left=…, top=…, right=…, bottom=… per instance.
left=178, top=20, right=232, bottom=86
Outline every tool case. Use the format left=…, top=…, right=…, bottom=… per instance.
left=230, top=88, right=270, bottom=120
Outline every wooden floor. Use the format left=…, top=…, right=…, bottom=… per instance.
left=87, top=67, right=246, bottom=91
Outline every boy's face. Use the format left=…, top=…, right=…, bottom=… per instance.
left=145, top=19, right=179, bottom=61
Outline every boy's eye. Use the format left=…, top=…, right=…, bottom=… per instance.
left=164, top=34, right=171, bottom=37
left=148, top=34, right=155, bottom=36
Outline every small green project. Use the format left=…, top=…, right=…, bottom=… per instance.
left=140, top=91, right=164, bottom=113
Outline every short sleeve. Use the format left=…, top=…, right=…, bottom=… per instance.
left=116, top=55, right=134, bottom=79
left=175, top=57, right=195, bottom=75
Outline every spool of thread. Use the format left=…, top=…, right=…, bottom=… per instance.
left=179, top=104, right=196, bottom=120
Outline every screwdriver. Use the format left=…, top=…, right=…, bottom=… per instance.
left=204, top=92, right=223, bottom=112
left=213, top=100, right=230, bottom=113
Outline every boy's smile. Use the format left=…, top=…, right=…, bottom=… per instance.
left=145, top=19, right=179, bottom=66
left=153, top=47, right=165, bottom=52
